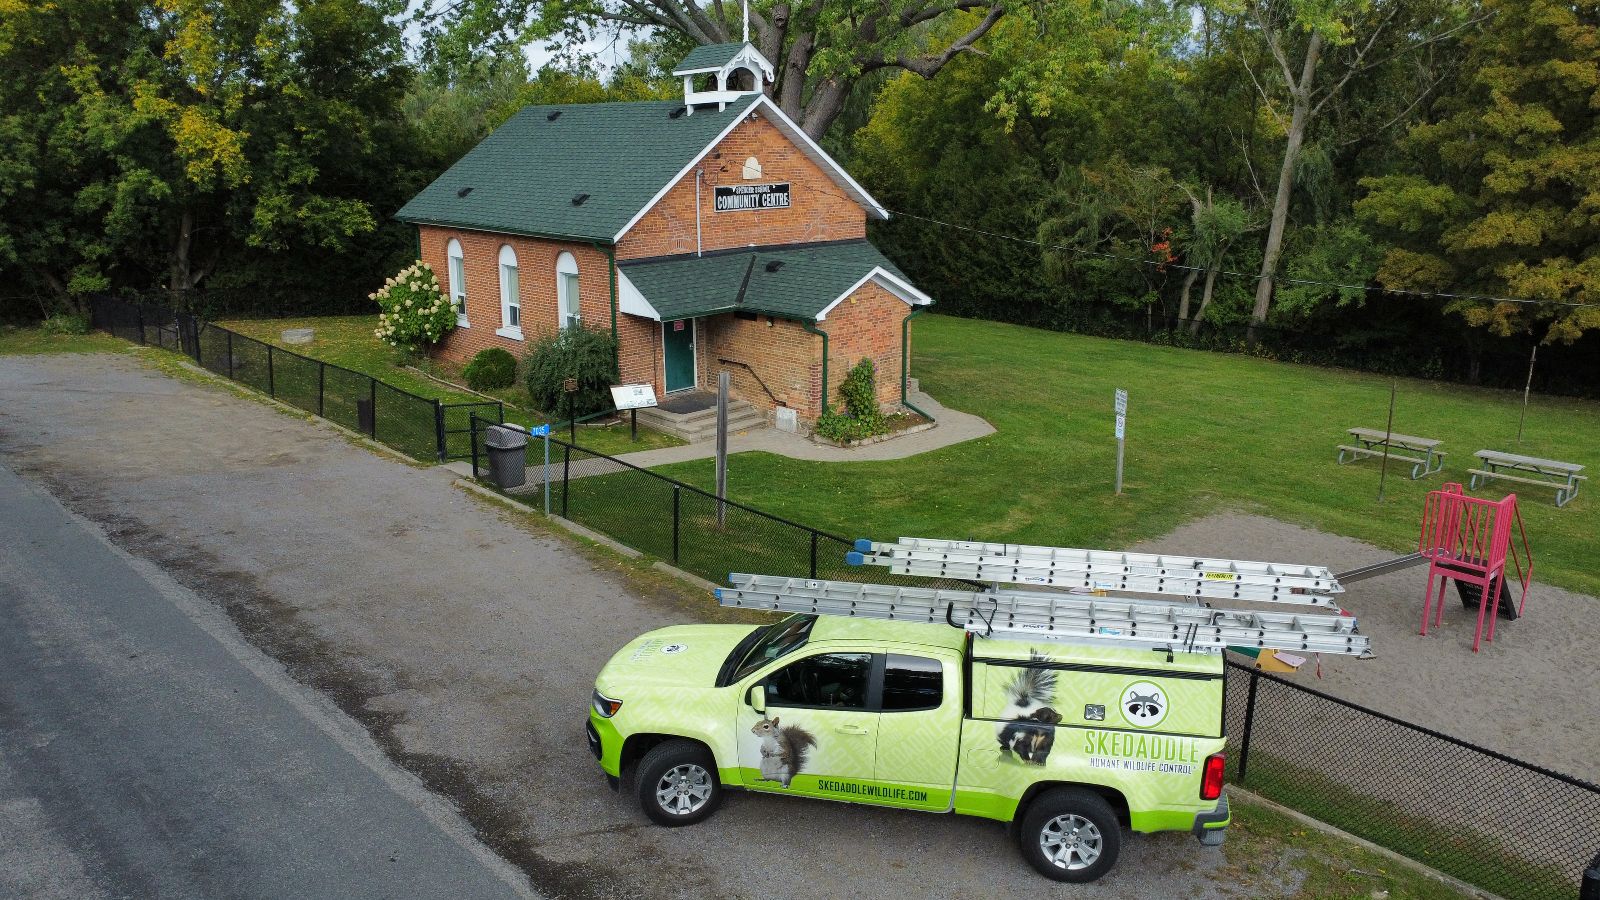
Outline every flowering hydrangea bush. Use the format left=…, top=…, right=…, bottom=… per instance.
left=371, top=261, right=455, bottom=352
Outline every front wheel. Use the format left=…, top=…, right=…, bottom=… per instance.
left=1018, top=788, right=1122, bottom=883
left=636, top=739, right=722, bottom=827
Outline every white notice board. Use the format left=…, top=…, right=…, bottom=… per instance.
left=610, top=383, right=659, bottom=411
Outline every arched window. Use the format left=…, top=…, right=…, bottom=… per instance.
left=556, top=252, right=580, bottom=330
left=497, top=245, right=521, bottom=337
left=446, top=238, right=467, bottom=325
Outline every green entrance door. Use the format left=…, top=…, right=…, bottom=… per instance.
left=663, top=319, right=695, bottom=392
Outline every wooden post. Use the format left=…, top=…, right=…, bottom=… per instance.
left=1516, top=343, right=1537, bottom=444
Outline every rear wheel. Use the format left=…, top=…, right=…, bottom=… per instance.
left=1018, top=788, right=1122, bottom=883
left=636, top=740, right=722, bottom=827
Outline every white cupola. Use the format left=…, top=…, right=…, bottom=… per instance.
left=672, top=42, right=775, bottom=114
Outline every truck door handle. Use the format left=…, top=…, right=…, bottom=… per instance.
left=835, top=724, right=869, bottom=735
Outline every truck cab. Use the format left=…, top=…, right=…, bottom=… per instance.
left=588, top=613, right=1229, bottom=882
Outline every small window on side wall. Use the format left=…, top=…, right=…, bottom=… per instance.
left=446, top=238, right=468, bottom=325
left=498, top=244, right=521, bottom=337
left=556, top=251, right=580, bottom=330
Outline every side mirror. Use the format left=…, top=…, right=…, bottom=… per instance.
left=747, top=684, right=767, bottom=714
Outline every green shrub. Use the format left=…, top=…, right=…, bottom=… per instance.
left=371, top=261, right=454, bottom=352
left=814, top=358, right=890, bottom=443
left=463, top=347, right=517, bottom=390
left=524, top=326, right=619, bottom=418
left=41, top=313, right=89, bottom=335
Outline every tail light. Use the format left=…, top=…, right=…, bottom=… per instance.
left=1200, top=753, right=1226, bottom=800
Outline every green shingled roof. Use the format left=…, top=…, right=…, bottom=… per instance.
left=395, top=98, right=757, bottom=243
left=672, top=42, right=748, bottom=74
left=618, top=240, right=924, bottom=321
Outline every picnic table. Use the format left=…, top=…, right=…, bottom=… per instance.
left=1336, top=427, right=1446, bottom=480
left=1469, top=450, right=1586, bottom=507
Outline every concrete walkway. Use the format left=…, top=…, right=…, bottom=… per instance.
left=614, top=386, right=994, bottom=468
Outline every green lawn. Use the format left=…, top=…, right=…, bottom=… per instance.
left=0, top=325, right=128, bottom=355
left=647, top=314, right=1600, bottom=598
left=218, top=316, right=683, bottom=456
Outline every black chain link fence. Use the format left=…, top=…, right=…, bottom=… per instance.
left=467, top=419, right=1600, bottom=900
left=1226, top=661, right=1600, bottom=900
left=89, top=295, right=502, bottom=461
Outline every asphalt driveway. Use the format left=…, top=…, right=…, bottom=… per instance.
left=0, top=351, right=1315, bottom=899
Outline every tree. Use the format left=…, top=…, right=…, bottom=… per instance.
left=1177, top=188, right=1255, bottom=332
left=0, top=0, right=414, bottom=310
left=414, top=0, right=1004, bottom=139
left=1357, top=0, right=1600, bottom=344
left=1218, top=0, right=1479, bottom=332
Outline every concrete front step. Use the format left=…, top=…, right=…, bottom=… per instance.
left=635, top=399, right=766, bottom=442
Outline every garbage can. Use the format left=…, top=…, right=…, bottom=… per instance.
left=484, top=424, right=528, bottom=489
left=1581, top=850, right=1600, bottom=900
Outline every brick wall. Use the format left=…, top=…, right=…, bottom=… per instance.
left=418, top=226, right=641, bottom=379
left=617, top=110, right=866, bottom=261
left=700, top=312, right=819, bottom=419
left=819, top=281, right=913, bottom=414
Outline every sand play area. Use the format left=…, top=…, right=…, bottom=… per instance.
left=1133, top=512, right=1599, bottom=783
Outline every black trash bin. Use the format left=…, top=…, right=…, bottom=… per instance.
left=1582, top=850, right=1600, bottom=900
left=485, top=424, right=528, bottom=489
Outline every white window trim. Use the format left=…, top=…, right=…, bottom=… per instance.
left=498, top=244, right=522, bottom=340
left=556, top=251, right=581, bottom=330
left=447, top=239, right=469, bottom=327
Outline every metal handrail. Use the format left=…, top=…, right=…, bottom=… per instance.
left=717, top=357, right=782, bottom=408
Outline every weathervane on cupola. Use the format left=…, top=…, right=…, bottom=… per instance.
left=672, top=5, right=775, bottom=115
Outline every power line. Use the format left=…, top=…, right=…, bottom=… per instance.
left=876, top=206, right=1596, bottom=311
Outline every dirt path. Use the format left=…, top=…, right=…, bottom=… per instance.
left=0, top=352, right=1345, bottom=900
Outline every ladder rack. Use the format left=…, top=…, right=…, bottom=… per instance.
left=848, top=537, right=1344, bottom=608
left=718, top=574, right=1371, bottom=657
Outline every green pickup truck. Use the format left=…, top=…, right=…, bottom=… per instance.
left=587, top=613, right=1230, bottom=882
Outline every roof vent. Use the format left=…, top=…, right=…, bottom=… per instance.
left=457, top=186, right=473, bottom=198
left=668, top=106, right=687, bottom=119
left=764, top=260, right=785, bottom=273
left=546, top=110, right=562, bottom=121
left=571, top=193, right=590, bottom=206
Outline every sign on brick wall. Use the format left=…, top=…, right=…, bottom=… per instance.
left=714, top=182, right=791, bottom=212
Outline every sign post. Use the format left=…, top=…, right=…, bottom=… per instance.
left=1114, top=389, right=1127, bottom=495
left=529, top=423, right=552, bottom=515
left=609, top=383, right=659, bottom=444
left=716, top=372, right=729, bottom=527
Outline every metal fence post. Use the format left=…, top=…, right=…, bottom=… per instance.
left=469, top=415, right=480, bottom=477
left=226, top=330, right=234, bottom=379
left=810, top=532, right=819, bottom=579
left=433, top=400, right=446, bottom=462
left=672, top=484, right=681, bottom=564
left=135, top=305, right=146, bottom=345
left=267, top=344, right=275, bottom=398
left=368, top=378, right=377, bottom=438
left=1237, top=669, right=1260, bottom=784
left=561, top=443, right=571, bottom=517
left=317, top=362, right=325, bottom=418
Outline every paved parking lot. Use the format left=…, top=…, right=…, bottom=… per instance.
left=0, top=352, right=1349, bottom=899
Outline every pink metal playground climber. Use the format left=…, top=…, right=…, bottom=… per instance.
left=1418, top=483, right=1534, bottom=652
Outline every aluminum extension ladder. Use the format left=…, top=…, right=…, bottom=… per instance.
left=847, top=537, right=1346, bottom=608
left=716, top=574, right=1372, bottom=657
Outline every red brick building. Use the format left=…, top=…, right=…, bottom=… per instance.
left=396, top=42, right=931, bottom=427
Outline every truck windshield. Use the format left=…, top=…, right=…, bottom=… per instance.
left=725, top=615, right=814, bottom=685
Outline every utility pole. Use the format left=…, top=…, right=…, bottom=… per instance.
left=716, top=372, right=730, bottom=527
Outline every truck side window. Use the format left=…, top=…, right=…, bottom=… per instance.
left=882, top=654, right=943, bottom=712
left=764, top=653, right=871, bottom=709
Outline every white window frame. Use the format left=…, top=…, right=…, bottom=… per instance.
left=446, top=238, right=469, bottom=327
left=496, top=244, right=522, bottom=340
left=556, top=251, right=581, bottom=330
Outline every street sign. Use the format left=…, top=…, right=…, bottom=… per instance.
left=1115, top=388, right=1127, bottom=415
left=1115, top=415, right=1125, bottom=440
left=609, top=383, right=658, bottom=411
left=528, top=424, right=551, bottom=437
